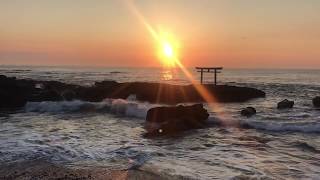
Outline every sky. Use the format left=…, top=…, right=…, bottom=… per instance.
left=0, top=0, right=320, bottom=68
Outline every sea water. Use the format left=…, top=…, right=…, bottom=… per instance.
left=0, top=66, right=319, bottom=179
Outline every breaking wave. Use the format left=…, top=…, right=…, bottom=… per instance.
left=25, top=97, right=153, bottom=119
left=241, top=120, right=320, bottom=133
left=25, top=100, right=320, bottom=133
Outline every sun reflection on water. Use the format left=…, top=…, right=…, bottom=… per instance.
left=161, top=68, right=174, bottom=81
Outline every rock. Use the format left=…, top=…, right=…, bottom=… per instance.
left=0, top=75, right=266, bottom=109
left=0, top=75, right=34, bottom=109
left=35, top=90, right=63, bottom=102
left=0, top=89, right=27, bottom=109
left=0, top=75, right=68, bottom=109
left=144, top=104, right=209, bottom=136
left=241, top=107, right=256, bottom=117
left=61, top=90, right=75, bottom=101
left=312, top=96, right=320, bottom=107
left=277, top=99, right=294, bottom=109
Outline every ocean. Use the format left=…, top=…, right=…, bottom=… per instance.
left=0, top=66, right=319, bottom=179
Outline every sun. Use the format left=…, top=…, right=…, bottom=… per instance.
left=157, top=32, right=180, bottom=67
left=163, top=42, right=174, bottom=58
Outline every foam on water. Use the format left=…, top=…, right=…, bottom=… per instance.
left=25, top=98, right=153, bottom=119
left=1, top=67, right=320, bottom=179
left=241, top=120, right=320, bottom=133
left=25, top=99, right=320, bottom=134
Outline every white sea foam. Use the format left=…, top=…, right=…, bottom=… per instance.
left=241, top=120, right=320, bottom=133
left=25, top=97, right=152, bottom=119
left=25, top=99, right=320, bottom=133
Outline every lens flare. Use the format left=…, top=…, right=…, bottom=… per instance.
left=126, top=0, right=236, bottom=127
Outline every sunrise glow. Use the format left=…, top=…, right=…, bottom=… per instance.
left=156, top=31, right=180, bottom=67
left=163, top=42, right=173, bottom=58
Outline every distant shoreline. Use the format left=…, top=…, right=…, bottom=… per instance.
left=1, top=64, right=320, bottom=71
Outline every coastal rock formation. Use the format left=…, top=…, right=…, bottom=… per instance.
left=0, top=75, right=33, bottom=109
left=0, top=75, right=266, bottom=109
left=277, top=99, right=294, bottom=109
left=0, top=75, right=73, bottom=109
left=312, top=96, right=320, bottom=107
left=144, top=104, right=209, bottom=136
left=79, top=81, right=266, bottom=104
left=241, top=107, right=256, bottom=117
left=61, top=90, right=76, bottom=101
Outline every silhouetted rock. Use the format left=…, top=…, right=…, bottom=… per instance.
left=144, top=104, right=209, bottom=136
left=0, top=75, right=73, bottom=109
left=241, top=107, right=256, bottom=117
left=312, top=96, right=320, bottom=108
left=0, top=75, right=33, bottom=109
left=35, top=90, right=62, bottom=102
left=80, top=81, right=266, bottom=104
left=277, top=99, right=294, bottom=109
left=61, top=90, right=76, bottom=101
left=0, top=75, right=266, bottom=110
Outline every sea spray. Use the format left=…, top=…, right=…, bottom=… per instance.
left=25, top=97, right=153, bottom=119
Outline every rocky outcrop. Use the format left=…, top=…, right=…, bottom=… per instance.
left=80, top=81, right=266, bottom=104
left=241, top=107, right=256, bottom=117
left=277, top=99, right=294, bottom=109
left=0, top=75, right=76, bottom=109
left=144, top=104, right=209, bottom=136
left=61, top=90, right=76, bottom=101
left=312, top=96, right=320, bottom=108
left=0, top=75, right=33, bottom=109
left=0, top=75, right=266, bottom=109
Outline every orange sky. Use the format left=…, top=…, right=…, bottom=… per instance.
left=0, top=0, right=320, bottom=68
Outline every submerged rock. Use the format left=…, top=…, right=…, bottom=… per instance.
left=312, top=96, right=320, bottom=107
left=144, top=104, right=209, bottom=136
left=241, top=107, right=256, bottom=117
left=277, top=99, right=294, bottom=109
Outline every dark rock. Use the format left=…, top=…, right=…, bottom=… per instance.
left=34, top=90, right=62, bottom=102
left=241, top=107, right=256, bottom=117
left=312, top=96, right=320, bottom=107
left=0, top=75, right=34, bottom=109
left=277, top=99, right=294, bottom=109
left=81, top=82, right=266, bottom=104
left=0, top=75, right=68, bottom=109
left=144, top=104, right=209, bottom=136
left=0, top=75, right=266, bottom=109
left=61, top=90, right=75, bottom=101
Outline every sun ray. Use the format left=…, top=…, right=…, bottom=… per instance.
left=125, top=0, right=236, bottom=126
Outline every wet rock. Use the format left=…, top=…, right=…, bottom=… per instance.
left=0, top=75, right=33, bottom=109
left=241, top=107, right=256, bottom=117
left=61, top=90, right=75, bottom=101
left=144, top=104, right=209, bottom=136
left=277, top=99, right=294, bottom=109
left=0, top=75, right=266, bottom=109
left=0, top=75, right=69, bottom=109
left=81, top=82, right=266, bottom=104
left=312, top=96, right=320, bottom=107
left=34, top=90, right=62, bottom=102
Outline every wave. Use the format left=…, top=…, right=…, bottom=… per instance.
left=25, top=99, right=320, bottom=133
left=241, top=120, right=320, bottom=133
left=25, top=97, right=153, bottom=119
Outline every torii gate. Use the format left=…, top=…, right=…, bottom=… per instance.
left=196, top=67, right=223, bottom=85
